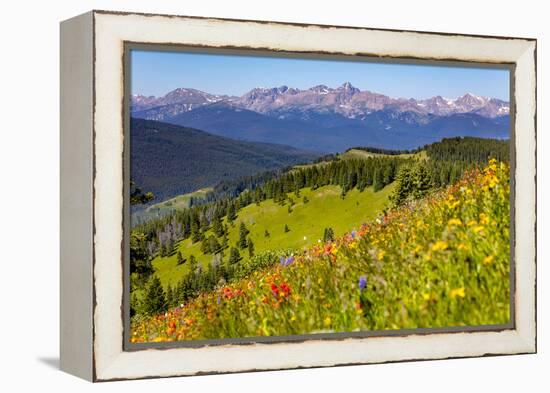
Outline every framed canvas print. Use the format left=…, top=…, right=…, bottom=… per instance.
left=60, top=10, right=537, bottom=382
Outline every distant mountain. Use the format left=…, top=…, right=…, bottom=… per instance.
left=130, top=118, right=320, bottom=202
left=231, top=83, right=509, bottom=119
left=131, top=88, right=235, bottom=116
left=131, top=83, right=510, bottom=152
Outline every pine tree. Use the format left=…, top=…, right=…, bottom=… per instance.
left=390, top=165, right=414, bottom=206
left=412, top=161, right=432, bottom=199
left=264, top=229, right=270, bottom=238
left=200, top=238, right=211, bottom=254
left=212, top=215, right=224, bottom=238
left=209, top=236, right=222, bottom=255
left=227, top=203, right=237, bottom=222
left=191, top=220, right=202, bottom=243
left=176, top=251, right=185, bottom=265
left=142, top=276, right=167, bottom=316
left=222, top=232, right=229, bottom=249
left=302, top=196, right=309, bottom=204
left=166, top=285, right=174, bottom=308
left=229, top=247, right=241, bottom=264
left=248, top=238, right=255, bottom=258
left=165, top=239, right=174, bottom=256
left=323, top=227, right=335, bottom=242
left=284, top=224, right=290, bottom=233
left=340, top=185, right=347, bottom=199
left=238, top=222, right=249, bottom=249
left=189, top=255, right=197, bottom=272
left=373, top=168, right=384, bottom=192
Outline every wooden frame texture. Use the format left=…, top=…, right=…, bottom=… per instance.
left=60, top=10, right=537, bottom=382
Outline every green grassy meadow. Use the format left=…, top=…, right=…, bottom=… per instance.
left=342, top=148, right=416, bottom=160
left=152, top=184, right=394, bottom=288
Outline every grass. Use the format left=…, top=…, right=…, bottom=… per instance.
left=342, top=149, right=416, bottom=160
left=132, top=188, right=212, bottom=223
left=292, top=149, right=420, bottom=171
left=131, top=160, right=510, bottom=342
left=148, top=187, right=212, bottom=212
left=152, top=184, right=394, bottom=288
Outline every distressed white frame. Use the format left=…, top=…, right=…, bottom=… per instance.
left=60, top=10, right=536, bottom=382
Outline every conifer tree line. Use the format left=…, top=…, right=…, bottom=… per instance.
left=390, top=137, right=509, bottom=206
left=351, top=136, right=509, bottom=162
left=423, top=136, right=509, bottom=163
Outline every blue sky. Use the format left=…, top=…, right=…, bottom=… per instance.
left=131, top=49, right=510, bottom=100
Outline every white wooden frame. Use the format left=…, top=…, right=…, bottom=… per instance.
left=60, top=10, right=537, bottom=382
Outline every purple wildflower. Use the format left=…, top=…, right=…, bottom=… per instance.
left=351, top=229, right=358, bottom=239
left=279, top=255, right=295, bottom=267
left=358, top=275, right=367, bottom=291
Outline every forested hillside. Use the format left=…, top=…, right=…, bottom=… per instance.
left=130, top=118, right=319, bottom=202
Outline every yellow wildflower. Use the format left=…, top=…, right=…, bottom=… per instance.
left=473, top=226, right=485, bottom=234
left=431, top=240, right=448, bottom=251
left=450, top=287, right=466, bottom=299
left=479, top=213, right=489, bottom=225
left=448, top=218, right=463, bottom=227
left=447, top=200, right=460, bottom=209
left=323, top=317, right=332, bottom=327
left=483, top=255, right=494, bottom=265
left=378, top=250, right=386, bottom=260
left=457, top=243, right=469, bottom=251
left=467, top=220, right=477, bottom=227
left=422, top=293, right=432, bottom=301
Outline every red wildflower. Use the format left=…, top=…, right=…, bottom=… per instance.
left=271, top=283, right=279, bottom=297
left=222, top=287, right=235, bottom=300
left=280, top=282, right=291, bottom=298
left=235, top=289, right=245, bottom=297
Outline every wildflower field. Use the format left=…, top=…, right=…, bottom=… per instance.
left=130, top=159, right=510, bottom=342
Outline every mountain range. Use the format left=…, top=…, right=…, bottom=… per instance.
left=131, top=83, right=510, bottom=152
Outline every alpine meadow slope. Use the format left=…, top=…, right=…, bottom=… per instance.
left=131, top=158, right=510, bottom=341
